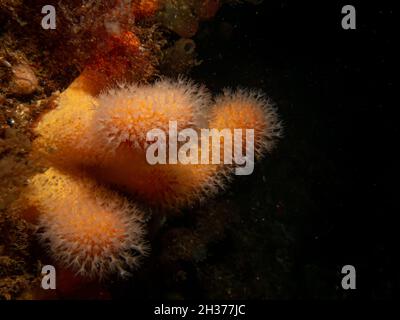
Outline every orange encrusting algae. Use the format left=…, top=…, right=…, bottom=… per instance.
left=84, top=31, right=155, bottom=94
left=26, top=168, right=148, bottom=279
left=131, top=0, right=160, bottom=19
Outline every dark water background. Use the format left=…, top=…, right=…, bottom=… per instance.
left=193, top=1, right=396, bottom=299
left=112, top=1, right=396, bottom=299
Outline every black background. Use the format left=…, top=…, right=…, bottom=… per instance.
left=190, top=0, right=396, bottom=299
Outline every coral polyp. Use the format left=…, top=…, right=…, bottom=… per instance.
left=209, top=89, right=283, bottom=158
left=93, top=78, right=210, bottom=151
left=27, top=168, right=148, bottom=279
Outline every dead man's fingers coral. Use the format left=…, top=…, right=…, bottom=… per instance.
left=89, top=142, right=224, bottom=210
left=92, top=77, right=211, bottom=152
left=26, top=168, right=148, bottom=279
left=32, top=79, right=282, bottom=211
left=32, top=29, right=154, bottom=170
left=86, top=78, right=224, bottom=209
left=31, top=75, right=99, bottom=170
left=209, top=89, right=283, bottom=159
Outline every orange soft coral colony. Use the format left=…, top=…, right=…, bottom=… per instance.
left=32, top=30, right=151, bottom=170
left=209, top=89, right=283, bottom=159
left=31, top=77, right=98, bottom=170
left=89, top=143, right=224, bottom=210
left=26, top=168, right=148, bottom=279
left=32, top=79, right=282, bottom=210
left=31, top=30, right=141, bottom=168
left=86, top=79, right=223, bottom=209
left=92, top=78, right=210, bottom=151
left=32, top=77, right=223, bottom=210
